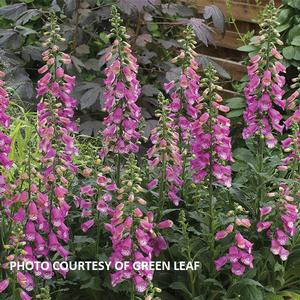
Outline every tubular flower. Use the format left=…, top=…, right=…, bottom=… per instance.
left=16, top=14, right=78, bottom=278
left=74, top=164, right=116, bottom=234
left=105, top=155, right=171, bottom=293
left=162, top=25, right=201, bottom=199
left=190, top=65, right=233, bottom=187
left=215, top=225, right=254, bottom=276
left=163, top=25, right=201, bottom=141
left=280, top=73, right=300, bottom=168
left=242, top=3, right=285, bottom=148
left=0, top=70, right=12, bottom=192
left=147, top=93, right=183, bottom=206
left=100, top=6, right=141, bottom=160
left=258, top=185, right=298, bottom=261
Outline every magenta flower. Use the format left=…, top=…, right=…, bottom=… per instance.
left=105, top=155, right=170, bottom=293
left=279, top=247, right=289, bottom=261
left=215, top=224, right=233, bottom=241
left=231, top=262, right=246, bottom=276
left=260, top=206, right=272, bottom=216
left=259, top=186, right=298, bottom=261
left=0, top=279, right=9, bottom=293
left=215, top=226, right=253, bottom=276
left=100, top=7, right=141, bottom=161
left=240, top=251, right=254, bottom=268
left=0, top=71, right=12, bottom=195
left=20, top=290, right=32, bottom=300
left=157, top=220, right=173, bottom=229
left=235, top=218, right=251, bottom=228
left=214, top=256, right=227, bottom=271
left=228, top=246, right=240, bottom=263
left=81, top=220, right=95, bottom=232
left=147, top=93, right=183, bottom=206
left=275, top=229, right=289, bottom=245
left=270, top=239, right=281, bottom=255
left=190, top=66, right=232, bottom=187
left=257, top=221, right=272, bottom=232
left=243, top=23, right=286, bottom=148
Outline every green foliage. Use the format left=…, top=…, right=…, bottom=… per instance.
left=277, top=0, right=300, bottom=67
left=0, top=0, right=225, bottom=136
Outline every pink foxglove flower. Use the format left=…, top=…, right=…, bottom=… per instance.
left=235, top=218, right=251, bottom=228
left=0, top=279, right=9, bottom=293
left=190, top=65, right=233, bottom=187
left=280, top=74, right=300, bottom=168
left=214, top=256, right=227, bottom=271
left=215, top=224, right=254, bottom=276
left=258, top=185, right=298, bottom=262
left=0, top=71, right=12, bottom=193
left=242, top=6, right=285, bottom=148
left=164, top=25, right=201, bottom=143
left=147, top=93, right=183, bottom=206
left=100, top=6, right=141, bottom=161
left=105, top=155, right=170, bottom=293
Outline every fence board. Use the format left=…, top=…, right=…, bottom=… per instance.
left=180, top=0, right=281, bottom=23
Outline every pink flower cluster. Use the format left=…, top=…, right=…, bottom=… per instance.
left=0, top=71, right=12, bottom=191
left=74, top=171, right=118, bottom=232
left=215, top=226, right=254, bottom=276
left=100, top=11, right=141, bottom=159
left=106, top=208, right=171, bottom=292
left=243, top=49, right=286, bottom=148
left=163, top=57, right=201, bottom=139
left=105, top=157, right=171, bottom=293
left=147, top=94, right=183, bottom=206
left=280, top=90, right=300, bottom=165
left=0, top=45, right=80, bottom=292
left=190, top=66, right=232, bottom=186
left=258, top=187, right=298, bottom=261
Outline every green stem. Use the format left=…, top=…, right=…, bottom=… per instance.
left=187, top=247, right=196, bottom=297
left=116, top=153, right=121, bottom=187
left=27, top=142, right=32, bottom=201
left=256, top=135, right=264, bottom=217
left=130, top=281, right=135, bottom=300
left=207, top=84, right=215, bottom=255
left=158, top=151, right=167, bottom=221
left=95, top=211, right=101, bottom=257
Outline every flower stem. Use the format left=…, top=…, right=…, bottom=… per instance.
left=130, top=281, right=135, bottom=300
left=116, top=153, right=121, bottom=187
left=256, top=135, right=264, bottom=217
left=158, top=151, right=167, bottom=221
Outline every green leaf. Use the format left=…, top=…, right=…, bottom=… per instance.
left=292, top=36, right=300, bottom=46
left=288, top=25, right=300, bottom=41
left=162, top=208, right=180, bottom=216
left=277, top=23, right=291, bottom=33
left=294, top=48, right=300, bottom=60
left=239, top=278, right=264, bottom=289
left=283, top=46, right=295, bottom=60
left=169, top=282, right=193, bottom=299
left=232, top=161, right=246, bottom=172
left=80, top=277, right=102, bottom=291
left=277, top=8, right=293, bottom=23
left=264, top=295, right=283, bottom=300
left=286, top=0, right=300, bottom=9
left=238, top=45, right=257, bottom=52
left=225, top=97, right=245, bottom=109
left=233, top=148, right=254, bottom=162
left=240, top=286, right=263, bottom=300
left=278, top=291, right=300, bottom=299
left=99, top=32, right=109, bottom=43
left=226, top=110, right=243, bottom=118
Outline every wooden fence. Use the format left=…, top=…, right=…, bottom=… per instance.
left=180, top=0, right=281, bottom=94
